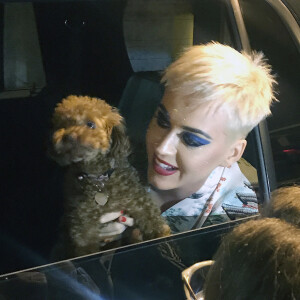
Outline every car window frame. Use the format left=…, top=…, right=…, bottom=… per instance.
left=238, top=0, right=300, bottom=194
left=228, top=0, right=276, bottom=203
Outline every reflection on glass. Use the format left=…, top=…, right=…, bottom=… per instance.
left=0, top=219, right=248, bottom=299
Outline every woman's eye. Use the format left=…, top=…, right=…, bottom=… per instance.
left=86, top=121, right=96, bottom=129
left=180, top=132, right=210, bottom=148
left=156, top=110, right=170, bottom=129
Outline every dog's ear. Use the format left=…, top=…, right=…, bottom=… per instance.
left=109, top=121, right=131, bottom=159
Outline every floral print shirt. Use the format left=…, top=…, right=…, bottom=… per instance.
left=160, top=162, right=258, bottom=233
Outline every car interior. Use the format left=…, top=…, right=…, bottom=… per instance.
left=0, top=0, right=267, bottom=275
left=2, top=1, right=300, bottom=292
left=0, top=0, right=299, bottom=299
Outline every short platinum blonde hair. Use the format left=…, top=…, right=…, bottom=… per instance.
left=161, top=42, right=277, bottom=138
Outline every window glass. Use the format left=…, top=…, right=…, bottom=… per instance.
left=240, top=0, right=300, bottom=184
left=0, top=0, right=264, bottom=274
left=0, top=218, right=246, bottom=300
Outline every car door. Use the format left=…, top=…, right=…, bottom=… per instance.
left=239, top=0, right=300, bottom=186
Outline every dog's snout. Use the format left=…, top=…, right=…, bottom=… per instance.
left=63, top=133, right=76, bottom=143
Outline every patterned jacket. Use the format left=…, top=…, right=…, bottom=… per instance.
left=160, top=161, right=258, bottom=233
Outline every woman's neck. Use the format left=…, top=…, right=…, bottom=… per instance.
left=150, top=185, right=199, bottom=213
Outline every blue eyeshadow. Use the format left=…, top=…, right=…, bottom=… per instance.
left=180, top=132, right=210, bottom=147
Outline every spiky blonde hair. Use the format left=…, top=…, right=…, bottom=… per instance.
left=161, top=42, right=277, bottom=137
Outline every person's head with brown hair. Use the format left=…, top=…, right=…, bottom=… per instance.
left=263, top=185, right=300, bottom=227
left=204, top=218, right=300, bottom=300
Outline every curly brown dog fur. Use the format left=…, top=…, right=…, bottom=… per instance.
left=50, top=95, right=170, bottom=259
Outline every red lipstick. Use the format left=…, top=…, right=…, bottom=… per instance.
left=153, top=156, right=178, bottom=176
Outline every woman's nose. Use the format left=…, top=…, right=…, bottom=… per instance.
left=155, top=131, right=178, bottom=156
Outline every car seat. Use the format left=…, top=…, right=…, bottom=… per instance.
left=118, top=71, right=164, bottom=182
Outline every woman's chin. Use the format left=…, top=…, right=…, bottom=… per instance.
left=148, top=175, right=177, bottom=191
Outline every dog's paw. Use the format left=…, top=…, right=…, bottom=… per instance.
left=130, top=228, right=143, bottom=243
left=160, top=224, right=171, bottom=237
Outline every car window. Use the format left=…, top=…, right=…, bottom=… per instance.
left=0, top=0, right=267, bottom=274
left=240, top=0, right=300, bottom=185
left=0, top=216, right=252, bottom=300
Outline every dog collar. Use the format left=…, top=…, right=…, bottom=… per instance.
left=77, top=168, right=115, bottom=192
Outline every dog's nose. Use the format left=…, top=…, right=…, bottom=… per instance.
left=62, top=134, right=76, bottom=143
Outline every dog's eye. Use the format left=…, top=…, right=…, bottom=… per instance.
left=86, top=121, right=96, bottom=129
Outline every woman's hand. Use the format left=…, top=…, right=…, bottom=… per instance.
left=99, top=211, right=137, bottom=246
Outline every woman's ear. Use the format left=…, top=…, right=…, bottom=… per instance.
left=221, top=139, right=247, bottom=168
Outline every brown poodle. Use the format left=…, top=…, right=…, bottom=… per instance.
left=50, top=95, right=170, bottom=259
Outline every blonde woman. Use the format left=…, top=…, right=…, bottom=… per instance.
left=99, top=42, right=277, bottom=240
left=146, top=42, right=277, bottom=232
